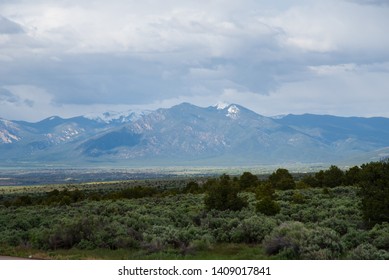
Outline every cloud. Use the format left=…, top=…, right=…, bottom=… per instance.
left=269, top=1, right=389, bottom=57
left=0, top=86, right=35, bottom=116
left=0, top=0, right=388, bottom=120
left=0, top=85, right=54, bottom=121
left=217, top=62, right=389, bottom=118
left=0, top=16, right=24, bottom=34
left=346, top=0, right=389, bottom=5
left=0, top=88, right=20, bottom=104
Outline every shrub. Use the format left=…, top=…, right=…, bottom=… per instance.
left=256, top=197, right=280, bottom=216
left=299, top=227, right=343, bottom=259
left=189, top=234, right=215, bottom=251
left=368, top=223, right=389, bottom=250
left=145, top=225, right=207, bottom=250
left=292, top=191, right=305, bottom=204
left=346, top=243, right=389, bottom=260
left=0, top=229, right=26, bottom=247
left=230, top=216, right=277, bottom=243
left=341, top=229, right=369, bottom=251
left=262, top=222, right=343, bottom=259
left=262, top=222, right=309, bottom=258
left=319, top=217, right=351, bottom=236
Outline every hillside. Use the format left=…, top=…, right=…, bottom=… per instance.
left=1, top=103, right=388, bottom=167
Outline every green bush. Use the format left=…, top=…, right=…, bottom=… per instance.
left=262, top=221, right=309, bottom=258
left=299, top=227, right=343, bottom=259
left=230, top=216, right=277, bottom=243
left=256, top=197, right=280, bottom=216
left=346, top=243, right=389, bottom=260
left=368, top=223, right=389, bottom=250
left=319, top=217, right=352, bottom=236
left=189, top=234, right=215, bottom=251
left=262, top=222, right=343, bottom=259
left=292, top=191, right=306, bottom=204
left=341, top=229, right=369, bottom=251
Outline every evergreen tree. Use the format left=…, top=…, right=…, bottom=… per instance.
left=269, top=168, right=296, bottom=190
left=239, top=172, right=259, bottom=190
left=344, top=166, right=361, bottom=186
left=204, top=174, right=247, bottom=211
left=255, top=181, right=280, bottom=216
left=322, top=165, right=344, bottom=188
left=359, top=161, right=389, bottom=228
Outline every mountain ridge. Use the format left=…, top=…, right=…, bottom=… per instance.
left=1, top=103, right=388, bottom=167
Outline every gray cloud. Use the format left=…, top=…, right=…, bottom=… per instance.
left=347, top=0, right=389, bottom=5
left=0, top=87, right=35, bottom=110
left=0, top=0, right=388, bottom=120
left=0, top=88, right=20, bottom=104
left=24, top=99, right=34, bottom=107
left=0, top=16, right=24, bottom=34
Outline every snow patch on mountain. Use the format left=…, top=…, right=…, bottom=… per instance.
left=214, top=103, right=240, bottom=119
left=0, top=119, right=21, bottom=144
left=46, top=126, right=85, bottom=144
left=0, top=130, right=20, bottom=143
left=84, top=110, right=151, bottom=124
left=226, top=105, right=240, bottom=119
left=215, top=102, right=230, bottom=110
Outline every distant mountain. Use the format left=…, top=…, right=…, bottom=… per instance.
left=1, top=103, right=388, bottom=167
left=84, top=109, right=152, bottom=124
left=0, top=118, right=21, bottom=144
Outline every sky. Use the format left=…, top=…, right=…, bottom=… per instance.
left=0, top=0, right=389, bottom=121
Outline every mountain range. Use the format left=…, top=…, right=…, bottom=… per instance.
left=1, top=103, right=389, bottom=167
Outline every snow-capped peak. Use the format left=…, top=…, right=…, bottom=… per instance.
left=84, top=111, right=134, bottom=123
left=213, top=103, right=240, bottom=119
left=226, top=105, right=240, bottom=119
left=84, top=109, right=151, bottom=124
left=214, top=102, right=230, bottom=110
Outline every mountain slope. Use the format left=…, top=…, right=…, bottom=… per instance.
left=276, top=114, right=389, bottom=151
left=0, top=118, right=21, bottom=144
left=1, top=103, right=388, bottom=167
